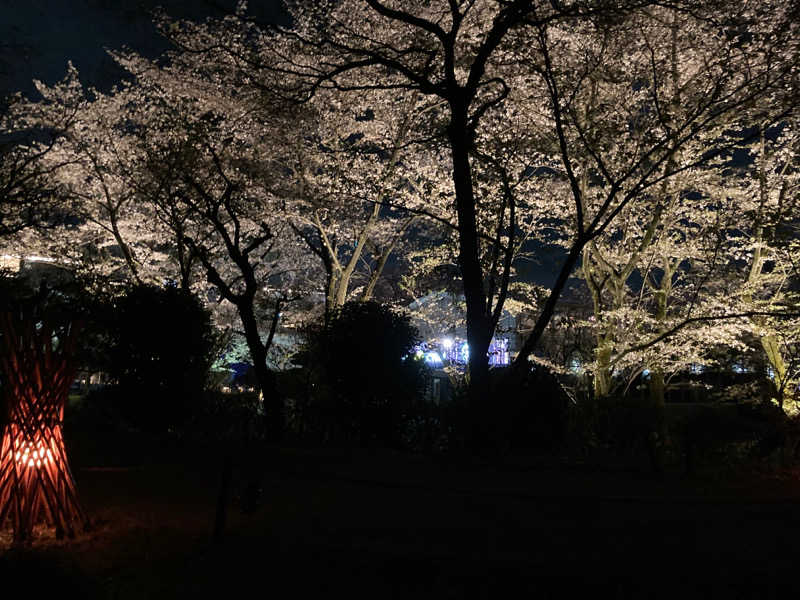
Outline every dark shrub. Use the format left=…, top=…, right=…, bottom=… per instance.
left=305, top=301, right=428, bottom=446
left=593, top=394, right=660, bottom=455
left=106, top=284, right=217, bottom=432
left=488, top=366, right=571, bottom=452
left=677, top=400, right=800, bottom=472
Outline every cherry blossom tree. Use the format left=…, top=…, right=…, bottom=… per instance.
left=287, top=89, right=431, bottom=316
left=151, top=10, right=452, bottom=318
left=227, top=0, right=800, bottom=418
left=723, top=115, right=800, bottom=411
left=104, top=49, right=321, bottom=437
left=9, top=66, right=169, bottom=285
left=0, top=82, right=80, bottom=243
left=5, top=1, right=799, bottom=439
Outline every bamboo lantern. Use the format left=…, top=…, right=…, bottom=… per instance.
left=0, top=311, right=88, bottom=543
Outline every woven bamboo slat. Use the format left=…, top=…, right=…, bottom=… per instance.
left=0, top=312, right=89, bottom=543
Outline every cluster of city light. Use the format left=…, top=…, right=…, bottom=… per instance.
left=425, top=351, right=443, bottom=366
left=414, top=336, right=509, bottom=368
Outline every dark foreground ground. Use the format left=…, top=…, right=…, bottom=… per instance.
left=2, top=442, right=800, bottom=599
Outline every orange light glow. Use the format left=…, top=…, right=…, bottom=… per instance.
left=13, top=442, right=53, bottom=467
left=0, top=313, right=88, bottom=543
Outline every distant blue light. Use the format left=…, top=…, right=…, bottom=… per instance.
left=425, top=351, right=443, bottom=366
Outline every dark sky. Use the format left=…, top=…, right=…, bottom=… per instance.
left=0, top=0, right=284, bottom=97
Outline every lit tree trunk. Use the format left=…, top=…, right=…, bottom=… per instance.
left=649, top=260, right=675, bottom=412
left=761, top=334, right=791, bottom=405
left=594, top=341, right=613, bottom=398
left=0, top=313, right=88, bottom=543
left=333, top=203, right=380, bottom=309
left=745, top=125, right=794, bottom=409
left=360, top=217, right=417, bottom=302
left=647, top=18, right=680, bottom=415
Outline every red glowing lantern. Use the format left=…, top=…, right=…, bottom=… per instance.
left=0, top=312, right=88, bottom=543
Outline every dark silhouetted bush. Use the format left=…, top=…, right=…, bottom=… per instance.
left=677, top=400, right=800, bottom=473
left=488, top=366, right=571, bottom=452
left=106, top=284, right=217, bottom=432
left=305, top=301, right=428, bottom=446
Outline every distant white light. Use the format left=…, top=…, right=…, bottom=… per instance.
left=441, top=338, right=453, bottom=349
left=25, top=256, right=56, bottom=263
left=2, top=254, right=56, bottom=263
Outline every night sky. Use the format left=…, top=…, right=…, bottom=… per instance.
left=0, top=0, right=284, bottom=97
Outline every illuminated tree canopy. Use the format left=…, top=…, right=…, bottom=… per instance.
left=0, top=0, right=798, bottom=454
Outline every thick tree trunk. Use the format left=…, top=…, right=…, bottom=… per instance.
left=237, top=301, right=283, bottom=441
left=448, top=107, right=492, bottom=445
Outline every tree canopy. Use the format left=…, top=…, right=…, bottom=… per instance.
left=1, top=0, right=798, bottom=436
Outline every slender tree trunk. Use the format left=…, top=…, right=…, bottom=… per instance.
left=761, top=334, right=790, bottom=405
left=361, top=217, right=416, bottom=302
left=650, top=282, right=670, bottom=411
left=325, top=268, right=340, bottom=320
left=648, top=265, right=673, bottom=473
left=334, top=203, right=381, bottom=308
left=109, top=211, right=141, bottom=285
left=513, top=243, right=585, bottom=368
left=594, top=341, right=613, bottom=398
left=745, top=125, right=794, bottom=411
left=173, top=221, right=193, bottom=291
left=649, top=369, right=665, bottom=409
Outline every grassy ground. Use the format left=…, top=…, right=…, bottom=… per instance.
left=2, top=440, right=800, bottom=598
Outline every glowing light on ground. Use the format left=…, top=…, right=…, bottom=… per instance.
left=0, top=313, right=88, bottom=543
